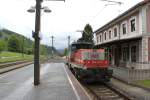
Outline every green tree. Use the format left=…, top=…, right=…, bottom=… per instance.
left=25, top=48, right=32, bottom=55
left=77, top=24, right=94, bottom=43
left=7, top=35, right=21, bottom=52
left=0, top=40, right=6, bottom=53
left=40, top=45, right=47, bottom=55
left=0, top=32, right=2, bottom=38
left=63, top=48, right=68, bottom=56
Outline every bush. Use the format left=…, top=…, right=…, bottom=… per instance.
left=0, top=40, right=6, bottom=53
left=7, top=35, right=21, bottom=52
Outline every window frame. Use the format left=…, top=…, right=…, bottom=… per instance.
left=113, top=27, right=118, bottom=37
left=122, top=46, right=129, bottom=62
left=108, top=29, right=112, bottom=39
left=96, top=35, right=99, bottom=43
left=121, top=21, right=127, bottom=35
left=104, top=31, right=107, bottom=41
left=100, top=35, right=102, bottom=42
left=131, top=45, right=137, bottom=62
left=130, top=16, right=136, bottom=33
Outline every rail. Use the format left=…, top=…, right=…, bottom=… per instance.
left=0, top=60, right=31, bottom=69
left=83, top=82, right=134, bottom=100
left=0, top=61, right=33, bottom=74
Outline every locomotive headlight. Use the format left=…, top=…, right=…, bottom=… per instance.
left=105, top=61, right=108, bottom=64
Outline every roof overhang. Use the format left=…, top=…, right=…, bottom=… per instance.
left=94, top=0, right=150, bottom=35
left=94, top=36, right=142, bottom=48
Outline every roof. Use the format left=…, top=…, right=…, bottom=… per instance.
left=71, top=42, right=93, bottom=45
left=94, top=0, right=150, bottom=34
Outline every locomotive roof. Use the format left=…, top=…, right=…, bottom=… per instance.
left=71, top=42, right=93, bottom=45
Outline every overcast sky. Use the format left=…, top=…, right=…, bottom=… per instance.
left=0, top=0, right=143, bottom=49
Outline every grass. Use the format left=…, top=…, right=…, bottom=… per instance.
left=135, top=80, right=150, bottom=88
left=0, top=51, right=33, bottom=63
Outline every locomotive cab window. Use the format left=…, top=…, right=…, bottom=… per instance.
left=71, top=42, right=93, bottom=50
left=71, top=45, right=77, bottom=52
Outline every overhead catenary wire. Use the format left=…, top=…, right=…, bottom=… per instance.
left=89, top=0, right=123, bottom=24
left=99, top=0, right=123, bottom=5
left=89, top=4, right=108, bottom=23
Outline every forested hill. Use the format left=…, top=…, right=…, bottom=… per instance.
left=0, top=28, right=58, bottom=56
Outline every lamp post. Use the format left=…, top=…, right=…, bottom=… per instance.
left=28, top=0, right=65, bottom=86
left=22, top=37, right=24, bottom=58
left=67, top=36, right=70, bottom=61
left=33, top=0, right=41, bottom=85
left=68, top=36, right=70, bottom=51
left=28, top=0, right=51, bottom=85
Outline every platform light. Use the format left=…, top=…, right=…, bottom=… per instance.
left=27, top=6, right=36, bottom=13
left=28, top=0, right=65, bottom=86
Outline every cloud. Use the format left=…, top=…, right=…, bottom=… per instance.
left=0, top=0, right=143, bottom=49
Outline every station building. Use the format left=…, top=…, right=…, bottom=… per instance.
left=95, top=0, right=150, bottom=70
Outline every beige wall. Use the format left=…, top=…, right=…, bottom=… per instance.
left=120, top=12, right=140, bottom=39
left=96, top=12, right=141, bottom=45
left=147, top=5, right=150, bottom=33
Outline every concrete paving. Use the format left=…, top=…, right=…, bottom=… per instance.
left=0, top=63, right=90, bottom=100
left=111, top=78, right=150, bottom=100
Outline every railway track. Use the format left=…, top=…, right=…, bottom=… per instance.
left=83, top=82, right=132, bottom=100
left=0, top=60, right=31, bottom=69
left=67, top=65, right=132, bottom=100
left=0, top=61, right=33, bottom=74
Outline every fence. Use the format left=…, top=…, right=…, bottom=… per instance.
left=111, top=67, right=150, bottom=83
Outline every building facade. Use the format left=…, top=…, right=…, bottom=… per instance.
left=95, top=0, right=150, bottom=69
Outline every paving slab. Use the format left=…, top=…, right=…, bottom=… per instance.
left=1, top=63, right=90, bottom=100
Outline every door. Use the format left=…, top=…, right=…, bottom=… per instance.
left=114, top=47, right=119, bottom=67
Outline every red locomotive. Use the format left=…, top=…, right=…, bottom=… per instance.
left=67, top=42, right=113, bottom=83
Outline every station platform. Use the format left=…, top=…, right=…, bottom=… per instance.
left=111, top=78, right=150, bottom=100
left=1, top=63, right=91, bottom=100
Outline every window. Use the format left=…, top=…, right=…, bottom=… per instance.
left=122, top=47, right=129, bottom=61
left=131, top=46, right=136, bottom=62
left=97, top=36, right=99, bottom=43
left=104, top=32, right=107, bottom=40
left=122, top=23, right=127, bottom=34
left=109, top=30, right=111, bottom=39
left=100, top=35, right=101, bottom=42
left=114, top=27, right=117, bottom=37
left=105, top=48, right=109, bottom=60
left=130, top=18, right=136, bottom=32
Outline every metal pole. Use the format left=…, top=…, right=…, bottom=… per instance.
left=67, top=36, right=70, bottom=61
left=68, top=36, right=70, bottom=53
left=22, top=37, right=24, bottom=58
left=34, top=0, right=42, bottom=85
left=51, top=36, right=54, bottom=57
left=68, top=36, right=70, bottom=50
